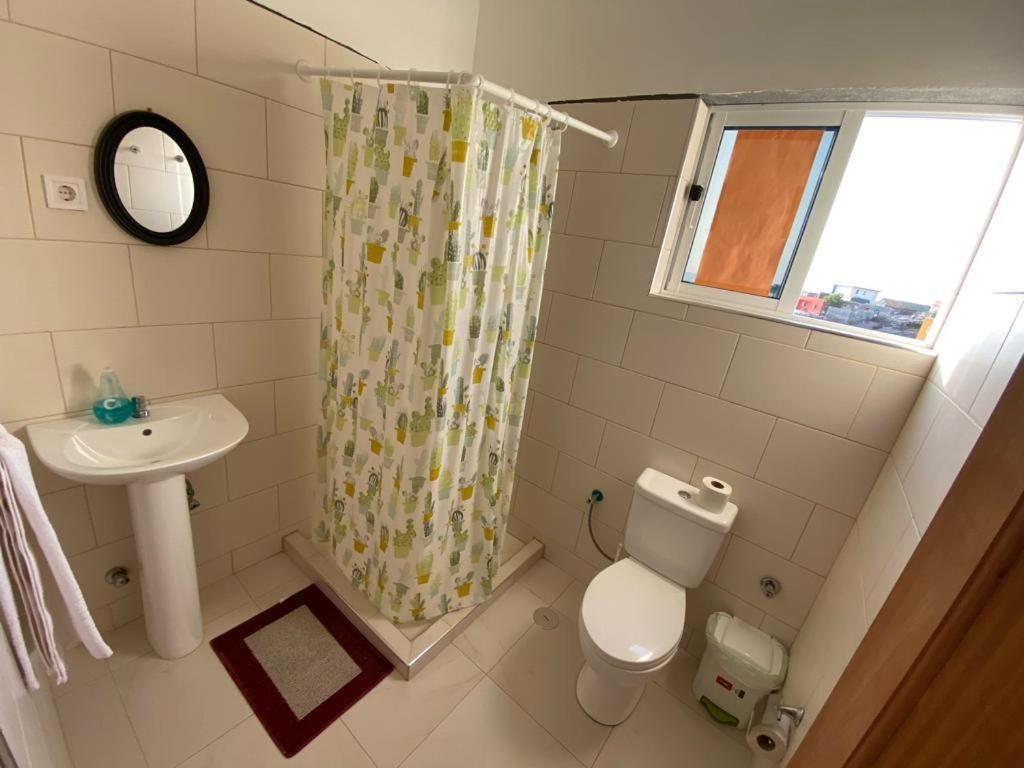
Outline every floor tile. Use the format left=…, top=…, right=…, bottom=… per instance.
left=592, top=684, right=749, bottom=767
left=178, top=714, right=374, bottom=767
left=200, top=575, right=255, bottom=624
left=552, top=580, right=585, bottom=624
left=490, top=621, right=611, bottom=765
left=113, top=604, right=258, bottom=768
left=105, top=617, right=152, bottom=672
left=236, top=552, right=306, bottom=599
left=519, top=558, right=573, bottom=604
left=53, top=641, right=109, bottom=699
left=453, top=584, right=546, bottom=671
left=56, top=674, right=147, bottom=768
left=342, top=644, right=482, bottom=768
left=252, top=574, right=313, bottom=610
left=403, top=678, right=584, bottom=768
left=650, top=650, right=701, bottom=713
left=397, top=619, right=435, bottom=640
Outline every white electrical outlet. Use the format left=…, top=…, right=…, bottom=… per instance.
left=43, top=175, right=88, bottom=211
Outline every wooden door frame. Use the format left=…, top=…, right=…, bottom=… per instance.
left=789, top=358, right=1024, bottom=768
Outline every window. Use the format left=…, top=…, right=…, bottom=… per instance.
left=653, top=103, right=1023, bottom=346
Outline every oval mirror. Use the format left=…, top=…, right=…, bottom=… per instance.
left=94, top=111, right=209, bottom=246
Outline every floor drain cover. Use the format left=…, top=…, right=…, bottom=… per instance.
left=533, top=607, right=560, bottom=630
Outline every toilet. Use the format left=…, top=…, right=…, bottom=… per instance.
left=576, top=467, right=738, bottom=725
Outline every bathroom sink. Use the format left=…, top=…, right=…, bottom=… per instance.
left=26, top=394, right=248, bottom=659
left=27, top=394, right=248, bottom=485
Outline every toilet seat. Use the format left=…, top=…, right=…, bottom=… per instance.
left=580, top=558, right=686, bottom=671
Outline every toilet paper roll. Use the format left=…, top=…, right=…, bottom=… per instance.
left=746, top=696, right=791, bottom=763
left=697, top=476, right=732, bottom=514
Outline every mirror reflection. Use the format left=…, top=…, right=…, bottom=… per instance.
left=113, top=127, right=195, bottom=233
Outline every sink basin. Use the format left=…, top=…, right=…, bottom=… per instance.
left=27, top=394, right=248, bottom=485
left=27, top=394, right=248, bottom=659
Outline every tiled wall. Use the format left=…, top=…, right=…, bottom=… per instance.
left=781, top=145, right=1024, bottom=761
left=0, top=0, right=374, bottom=632
left=505, top=98, right=933, bottom=654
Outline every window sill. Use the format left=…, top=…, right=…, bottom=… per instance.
left=650, top=286, right=938, bottom=358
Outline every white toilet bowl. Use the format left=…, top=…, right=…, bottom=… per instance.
left=576, top=558, right=686, bottom=725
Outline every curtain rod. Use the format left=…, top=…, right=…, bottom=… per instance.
left=296, top=61, right=619, bottom=148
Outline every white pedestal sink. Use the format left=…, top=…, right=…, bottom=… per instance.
left=27, top=394, right=248, bottom=659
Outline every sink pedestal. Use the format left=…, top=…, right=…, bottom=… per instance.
left=127, top=474, right=202, bottom=659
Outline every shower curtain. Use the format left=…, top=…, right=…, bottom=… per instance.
left=316, top=78, right=561, bottom=622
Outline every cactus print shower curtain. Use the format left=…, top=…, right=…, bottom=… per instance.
left=316, top=78, right=561, bottom=622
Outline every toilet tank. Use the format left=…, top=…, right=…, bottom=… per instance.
left=625, top=468, right=738, bottom=588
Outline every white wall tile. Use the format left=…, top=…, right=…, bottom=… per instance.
left=510, top=479, right=583, bottom=551
left=219, top=381, right=275, bottom=442
left=225, top=427, right=316, bottom=499
left=0, top=134, right=32, bottom=237
left=551, top=171, right=574, bottom=233
left=596, top=422, right=697, bottom=486
left=213, top=318, right=318, bottom=387
left=0, top=240, right=136, bottom=333
left=11, top=0, right=196, bottom=72
left=714, top=537, right=824, bottom=628
left=529, top=343, right=577, bottom=402
left=278, top=473, right=317, bottom=530
left=196, top=0, right=324, bottom=114
left=847, top=368, right=924, bottom=450
left=206, top=171, right=321, bottom=256
left=621, top=99, right=698, bottom=176
left=21, top=139, right=130, bottom=244
left=791, top=506, right=854, bottom=577
left=84, top=485, right=132, bottom=545
left=931, top=292, right=1022, bottom=414
left=515, top=435, right=558, bottom=491
left=691, top=459, right=814, bottom=559
left=901, top=398, right=980, bottom=534
left=805, top=331, right=934, bottom=377
left=721, top=337, right=874, bottom=435
left=971, top=305, right=1024, bottom=425
left=622, top=313, right=737, bottom=396
left=191, top=488, right=278, bottom=564
left=652, top=385, right=774, bottom=475
left=0, top=335, right=64, bottom=421
left=526, top=394, right=606, bottom=465
left=131, top=247, right=270, bottom=325
left=274, top=374, right=320, bottom=432
left=112, top=54, right=267, bottom=178
left=0, top=22, right=112, bottom=145
left=543, top=234, right=603, bottom=298
left=267, top=100, right=325, bottom=189
left=683, top=581, right=764, bottom=657
left=270, top=253, right=322, bottom=319
left=544, top=294, right=633, bottom=365
left=68, top=536, right=139, bottom=608
left=52, top=325, right=217, bottom=411
left=864, top=520, right=920, bottom=625
left=760, top=616, right=798, bottom=648
left=551, top=452, right=633, bottom=532
left=683, top=305, right=809, bottom=347
left=188, top=458, right=229, bottom=512
left=592, top=241, right=687, bottom=319
left=42, top=487, right=95, bottom=556
left=889, top=380, right=945, bottom=479
left=565, top=172, right=668, bottom=244
left=574, top=514, right=622, bottom=569
left=854, top=459, right=913, bottom=597
left=756, top=420, right=886, bottom=516
left=569, top=357, right=663, bottom=433
left=558, top=101, right=633, bottom=173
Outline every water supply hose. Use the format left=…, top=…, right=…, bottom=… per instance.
left=586, top=489, right=615, bottom=561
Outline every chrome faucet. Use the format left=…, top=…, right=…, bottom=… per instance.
left=132, top=395, right=150, bottom=419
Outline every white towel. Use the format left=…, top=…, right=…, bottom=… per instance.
left=0, top=425, right=112, bottom=690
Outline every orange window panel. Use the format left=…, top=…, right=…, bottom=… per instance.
left=696, top=129, right=824, bottom=297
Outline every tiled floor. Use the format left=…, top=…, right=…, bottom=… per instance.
left=54, top=554, right=750, bottom=767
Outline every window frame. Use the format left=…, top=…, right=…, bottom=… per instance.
left=651, top=101, right=1024, bottom=349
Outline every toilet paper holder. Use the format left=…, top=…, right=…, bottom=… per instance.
left=777, top=704, right=804, bottom=727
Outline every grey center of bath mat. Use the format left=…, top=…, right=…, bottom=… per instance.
left=244, top=605, right=360, bottom=719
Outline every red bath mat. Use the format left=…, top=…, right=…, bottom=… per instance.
left=211, top=584, right=393, bottom=757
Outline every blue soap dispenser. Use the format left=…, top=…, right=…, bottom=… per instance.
left=92, top=367, right=134, bottom=424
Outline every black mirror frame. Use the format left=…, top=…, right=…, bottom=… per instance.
left=94, top=111, right=209, bottom=246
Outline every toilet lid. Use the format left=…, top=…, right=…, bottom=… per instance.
left=581, top=558, right=686, bottom=670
